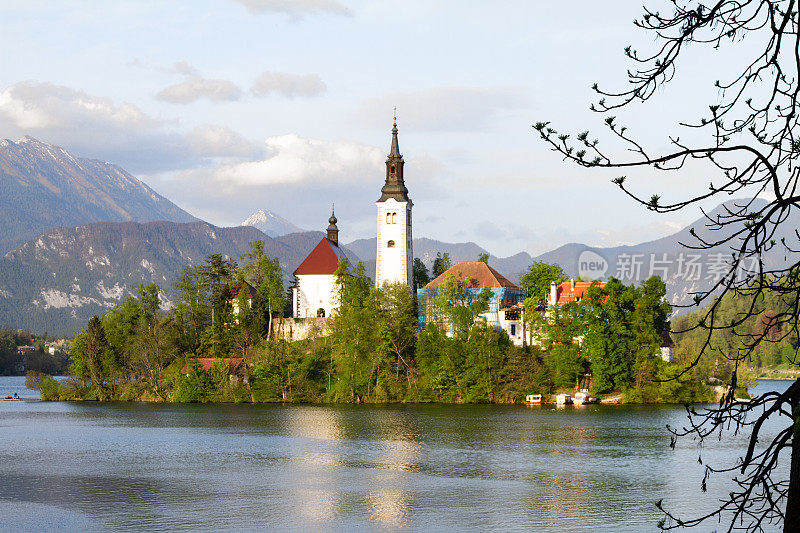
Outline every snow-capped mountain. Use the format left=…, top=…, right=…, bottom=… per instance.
left=240, top=209, right=305, bottom=237
left=0, top=136, right=197, bottom=253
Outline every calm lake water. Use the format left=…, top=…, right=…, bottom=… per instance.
left=0, top=378, right=792, bottom=532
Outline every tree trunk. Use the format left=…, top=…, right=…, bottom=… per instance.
left=785, top=384, right=800, bottom=532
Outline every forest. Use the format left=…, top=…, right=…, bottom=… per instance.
left=28, top=240, right=720, bottom=403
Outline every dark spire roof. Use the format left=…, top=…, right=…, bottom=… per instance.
left=389, top=117, right=400, bottom=158
left=378, top=116, right=410, bottom=202
left=326, top=205, right=339, bottom=247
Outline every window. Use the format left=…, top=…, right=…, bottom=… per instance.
left=391, top=212, right=397, bottom=224
left=510, top=324, right=516, bottom=336
left=317, top=308, right=326, bottom=318
left=386, top=213, right=391, bottom=224
left=390, top=165, right=396, bottom=175
left=387, top=240, right=395, bottom=248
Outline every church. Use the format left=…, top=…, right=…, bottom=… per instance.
left=291, top=119, right=413, bottom=319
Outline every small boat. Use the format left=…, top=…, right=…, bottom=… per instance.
left=573, top=391, right=588, bottom=405
left=556, top=394, right=572, bottom=405
left=525, top=394, right=542, bottom=404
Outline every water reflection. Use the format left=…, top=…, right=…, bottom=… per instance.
left=0, top=380, right=791, bottom=532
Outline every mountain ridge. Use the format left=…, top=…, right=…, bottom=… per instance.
left=0, top=136, right=197, bottom=253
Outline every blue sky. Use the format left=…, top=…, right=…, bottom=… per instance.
left=0, top=1, right=743, bottom=256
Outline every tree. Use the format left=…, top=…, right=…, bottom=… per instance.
left=535, top=1, right=800, bottom=529
left=241, top=240, right=284, bottom=340
left=412, top=257, right=430, bottom=290
left=172, top=265, right=210, bottom=354
left=519, top=261, right=567, bottom=305
left=477, top=252, right=489, bottom=264
left=130, top=284, right=176, bottom=400
left=432, top=252, right=452, bottom=278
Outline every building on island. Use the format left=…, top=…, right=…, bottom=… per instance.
left=375, top=117, right=413, bottom=288
left=548, top=279, right=607, bottom=307
left=290, top=209, right=346, bottom=319
left=416, top=261, right=527, bottom=345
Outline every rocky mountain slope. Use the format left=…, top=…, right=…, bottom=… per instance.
left=241, top=209, right=305, bottom=237
left=0, top=136, right=197, bottom=253
left=0, top=223, right=366, bottom=334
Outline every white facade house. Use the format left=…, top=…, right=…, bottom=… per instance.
left=375, top=119, right=413, bottom=287
left=291, top=211, right=346, bottom=319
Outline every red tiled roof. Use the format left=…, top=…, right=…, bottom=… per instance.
left=228, top=281, right=257, bottom=300
left=293, top=238, right=347, bottom=276
left=425, top=262, right=520, bottom=289
left=180, top=358, right=244, bottom=374
left=555, top=281, right=607, bottom=304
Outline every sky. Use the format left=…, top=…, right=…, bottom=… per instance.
left=0, top=0, right=750, bottom=257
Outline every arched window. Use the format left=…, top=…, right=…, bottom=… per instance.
left=387, top=240, right=395, bottom=248
left=317, top=308, right=326, bottom=318
left=391, top=212, right=397, bottom=224
left=386, top=213, right=391, bottom=224
left=390, top=165, right=396, bottom=175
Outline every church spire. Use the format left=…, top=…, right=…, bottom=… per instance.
left=389, top=109, right=400, bottom=158
left=326, top=205, right=339, bottom=246
left=378, top=115, right=409, bottom=202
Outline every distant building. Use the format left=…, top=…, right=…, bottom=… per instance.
left=660, top=331, right=674, bottom=362
left=291, top=211, right=346, bottom=319
left=229, top=281, right=257, bottom=317
left=417, top=261, right=527, bottom=345
left=548, top=279, right=607, bottom=307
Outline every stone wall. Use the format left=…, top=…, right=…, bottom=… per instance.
left=273, top=317, right=328, bottom=342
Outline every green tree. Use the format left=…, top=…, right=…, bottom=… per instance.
left=432, top=252, right=451, bottom=278
left=172, top=265, right=210, bottom=354
left=241, top=240, right=284, bottom=340
left=412, top=257, right=430, bottom=289
left=477, top=252, right=489, bottom=264
left=519, top=261, right=567, bottom=305
left=327, top=257, right=378, bottom=402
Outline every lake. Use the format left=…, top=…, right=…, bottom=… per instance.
left=0, top=378, right=791, bottom=531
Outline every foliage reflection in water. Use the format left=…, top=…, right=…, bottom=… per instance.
left=0, top=379, right=791, bottom=532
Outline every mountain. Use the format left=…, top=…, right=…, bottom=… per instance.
left=0, top=136, right=197, bottom=254
left=344, top=237, right=533, bottom=283
left=241, top=209, right=305, bottom=237
left=0, top=223, right=367, bottom=334
left=532, top=198, right=800, bottom=314
left=0, top=222, right=317, bottom=334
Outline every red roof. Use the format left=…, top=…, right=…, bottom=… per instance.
left=425, top=262, right=520, bottom=289
left=180, top=358, right=244, bottom=374
left=228, top=281, right=257, bottom=300
left=293, top=238, right=347, bottom=276
left=554, top=281, right=607, bottom=305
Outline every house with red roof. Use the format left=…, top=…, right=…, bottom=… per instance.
left=290, top=210, right=347, bottom=319
left=417, top=261, right=527, bottom=345
left=548, top=279, right=607, bottom=307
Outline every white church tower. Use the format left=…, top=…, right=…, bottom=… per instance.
left=375, top=118, right=413, bottom=287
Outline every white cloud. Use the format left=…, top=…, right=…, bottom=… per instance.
left=0, top=81, right=256, bottom=173
left=358, top=86, right=530, bottom=132
left=202, top=133, right=383, bottom=188
left=251, top=71, right=326, bottom=98
left=156, top=76, right=242, bottom=104
left=231, top=0, right=350, bottom=15
left=187, top=125, right=265, bottom=158
left=0, top=81, right=156, bottom=132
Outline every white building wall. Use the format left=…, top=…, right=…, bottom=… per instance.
left=293, top=274, right=338, bottom=318
left=375, top=198, right=413, bottom=287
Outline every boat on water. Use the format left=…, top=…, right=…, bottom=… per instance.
left=573, top=391, right=599, bottom=405
left=556, top=393, right=572, bottom=405
left=524, top=394, right=542, bottom=404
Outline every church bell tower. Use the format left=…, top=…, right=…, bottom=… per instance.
left=375, top=117, right=413, bottom=287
